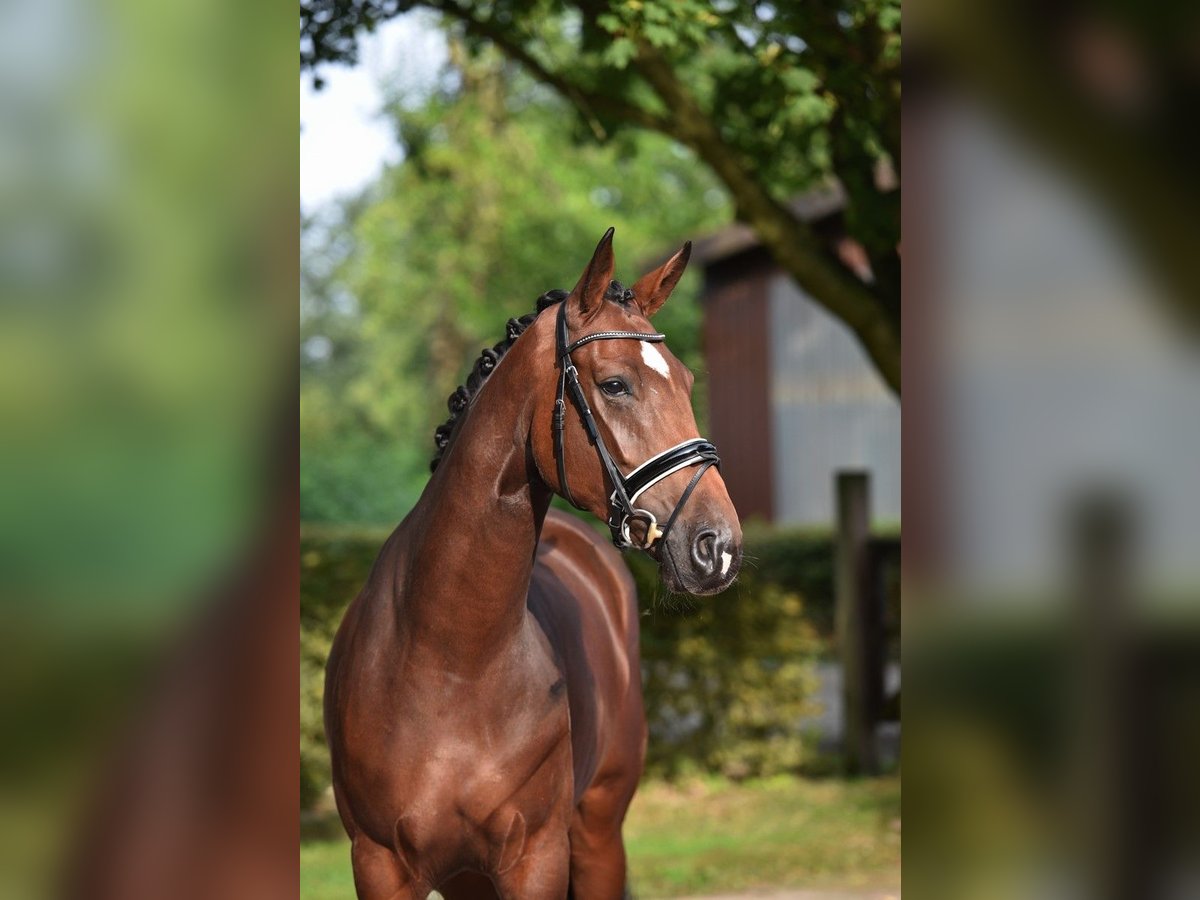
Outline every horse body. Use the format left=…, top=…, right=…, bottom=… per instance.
left=326, top=230, right=741, bottom=899
left=326, top=512, right=641, bottom=899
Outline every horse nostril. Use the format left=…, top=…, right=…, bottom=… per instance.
left=691, top=528, right=738, bottom=581
left=691, top=530, right=718, bottom=572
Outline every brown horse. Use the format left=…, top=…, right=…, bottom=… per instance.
left=324, top=229, right=742, bottom=899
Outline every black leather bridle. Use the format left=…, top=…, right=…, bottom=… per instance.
left=553, top=299, right=720, bottom=551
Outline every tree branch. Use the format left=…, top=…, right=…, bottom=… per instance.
left=632, top=43, right=902, bottom=393
left=430, top=1, right=671, bottom=136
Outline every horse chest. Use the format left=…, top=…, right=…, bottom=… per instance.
left=341, top=642, right=572, bottom=842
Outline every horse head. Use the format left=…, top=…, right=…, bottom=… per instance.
left=531, top=228, right=743, bottom=595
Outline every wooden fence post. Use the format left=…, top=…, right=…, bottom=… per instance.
left=1069, top=491, right=1139, bottom=900
left=836, top=470, right=880, bottom=774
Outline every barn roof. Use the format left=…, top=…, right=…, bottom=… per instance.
left=691, top=182, right=847, bottom=266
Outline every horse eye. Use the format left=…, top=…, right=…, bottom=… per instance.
left=600, top=379, right=629, bottom=397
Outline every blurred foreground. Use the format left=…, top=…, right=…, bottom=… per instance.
left=906, top=3, right=1200, bottom=898
left=0, top=0, right=297, bottom=896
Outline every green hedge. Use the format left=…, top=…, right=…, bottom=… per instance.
left=300, top=522, right=863, bottom=808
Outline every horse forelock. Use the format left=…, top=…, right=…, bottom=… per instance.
left=604, top=279, right=634, bottom=307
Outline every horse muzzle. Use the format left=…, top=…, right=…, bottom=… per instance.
left=657, top=520, right=742, bottom=595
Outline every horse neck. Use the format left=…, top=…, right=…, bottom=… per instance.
left=399, top=328, right=554, bottom=664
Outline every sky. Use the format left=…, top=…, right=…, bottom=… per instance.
left=300, top=13, right=447, bottom=213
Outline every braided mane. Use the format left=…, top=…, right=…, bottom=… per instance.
left=430, top=280, right=634, bottom=472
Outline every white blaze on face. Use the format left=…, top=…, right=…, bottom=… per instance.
left=641, top=341, right=671, bottom=379
left=720, top=550, right=732, bottom=576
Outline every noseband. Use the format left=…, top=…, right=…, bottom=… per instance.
left=553, top=300, right=720, bottom=551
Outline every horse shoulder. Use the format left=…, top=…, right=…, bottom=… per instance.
left=537, top=510, right=638, bottom=637
left=529, top=510, right=643, bottom=803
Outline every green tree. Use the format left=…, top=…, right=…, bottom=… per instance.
left=302, top=0, right=902, bottom=393
left=301, top=54, right=730, bottom=522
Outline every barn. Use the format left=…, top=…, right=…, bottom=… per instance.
left=695, top=186, right=901, bottom=528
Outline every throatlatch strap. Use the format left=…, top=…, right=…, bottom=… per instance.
left=553, top=368, right=576, bottom=509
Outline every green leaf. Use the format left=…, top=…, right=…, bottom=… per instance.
left=603, top=36, right=637, bottom=68
left=597, top=12, right=622, bottom=34
left=643, top=23, right=679, bottom=48
left=780, top=67, right=819, bottom=95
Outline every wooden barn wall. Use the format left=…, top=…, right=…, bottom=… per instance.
left=702, top=249, right=774, bottom=522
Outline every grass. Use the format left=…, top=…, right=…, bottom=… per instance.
left=300, top=774, right=900, bottom=899
left=624, top=774, right=900, bottom=896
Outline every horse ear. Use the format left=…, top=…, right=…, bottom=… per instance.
left=568, top=227, right=616, bottom=326
left=631, top=241, right=691, bottom=318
